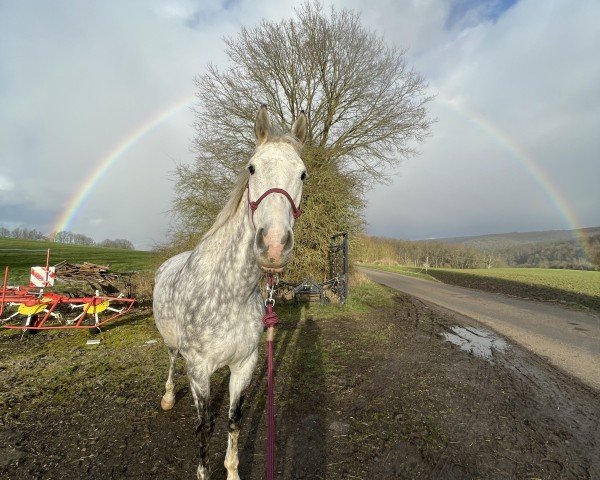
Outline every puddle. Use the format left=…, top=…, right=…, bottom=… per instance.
left=441, top=326, right=507, bottom=361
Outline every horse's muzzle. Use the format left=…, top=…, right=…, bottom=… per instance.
left=254, top=226, right=294, bottom=271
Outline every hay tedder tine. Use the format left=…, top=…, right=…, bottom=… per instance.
left=95, top=297, right=135, bottom=328
left=36, top=297, right=59, bottom=328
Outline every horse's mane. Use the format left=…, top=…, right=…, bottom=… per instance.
left=202, top=169, right=251, bottom=240
left=202, top=134, right=301, bottom=241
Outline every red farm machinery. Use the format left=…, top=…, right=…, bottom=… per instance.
left=0, top=249, right=135, bottom=335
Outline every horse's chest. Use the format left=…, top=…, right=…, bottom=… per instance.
left=178, top=297, right=263, bottom=364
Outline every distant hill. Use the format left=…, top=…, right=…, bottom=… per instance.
left=358, top=227, right=600, bottom=270
left=433, top=227, right=600, bottom=270
left=435, top=227, right=600, bottom=251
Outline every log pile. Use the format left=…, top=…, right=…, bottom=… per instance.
left=53, top=261, right=120, bottom=281
left=53, top=261, right=132, bottom=296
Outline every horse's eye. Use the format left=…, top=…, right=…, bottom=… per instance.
left=248, top=165, right=255, bottom=175
left=300, top=171, right=307, bottom=181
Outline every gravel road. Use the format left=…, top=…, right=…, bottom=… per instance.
left=360, top=267, right=600, bottom=390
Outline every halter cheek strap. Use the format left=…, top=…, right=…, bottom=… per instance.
left=247, top=185, right=301, bottom=227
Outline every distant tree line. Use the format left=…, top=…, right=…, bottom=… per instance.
left=50, top=230, right=96, bottom=245
left=495, top=236, right=600, bottom=270
left=0, top=227, right=135, bottom=250
left=357, top=233, right=600, bottom=270
left=96, top=238, right=136, bottom=250
left=356, top=235, right=502, bottom=269
left=0, top=226, right=48, bottom=241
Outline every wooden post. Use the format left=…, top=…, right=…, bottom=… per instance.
left=44, top=248, right=50, bottom=287
left=0, top=266, right=8, bottom=317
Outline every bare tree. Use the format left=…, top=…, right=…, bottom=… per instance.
left=173, top=2, right=433, bottom=278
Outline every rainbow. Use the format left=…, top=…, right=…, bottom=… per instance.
left=50, top=94, right=197, bottom=235
left=437, top=93, right=593, bottom=263
left=51, top=91, right=593, bottom=263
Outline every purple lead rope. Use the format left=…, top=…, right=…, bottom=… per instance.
left=262, top=275, right=279, bottom=480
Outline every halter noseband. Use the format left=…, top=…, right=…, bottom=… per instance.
left=247, top=185, right=301, bottom=227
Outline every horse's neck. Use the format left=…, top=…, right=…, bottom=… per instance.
left=188, top=201, right=259, bottom=296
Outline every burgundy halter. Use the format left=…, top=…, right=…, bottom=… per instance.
left=246, top=185, right=301, bottom=227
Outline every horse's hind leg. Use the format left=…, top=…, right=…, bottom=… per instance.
left=161, top=347, right=178, bottom=411
left=225, top=352, right=258, bottom=480
left=189, top=366, right=213, bottom=480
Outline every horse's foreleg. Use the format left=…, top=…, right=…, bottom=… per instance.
left=224, top=395, right=244, bottom=480
left=225, top=353, right=257, bottom=480
left=161, top=347, right=178, bottom=411
left=190, top=369, right=213, bottom=480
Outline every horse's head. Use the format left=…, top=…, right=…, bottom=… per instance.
left=248, top=105, right=308, bottom=273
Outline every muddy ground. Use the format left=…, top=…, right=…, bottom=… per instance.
left=1, top=288, right=599, bottom=479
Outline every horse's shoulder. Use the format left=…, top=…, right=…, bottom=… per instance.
left=156, top=250, right=193, bottom=280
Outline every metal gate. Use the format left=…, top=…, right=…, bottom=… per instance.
left=328, top=232, right=348, bottom=304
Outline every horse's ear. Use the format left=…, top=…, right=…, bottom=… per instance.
left=254, top=104, right=270, bottom=146
left=291, top=110, right=308, bottom=144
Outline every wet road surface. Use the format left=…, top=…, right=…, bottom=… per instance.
left=360, top=267, right=600, bottom=390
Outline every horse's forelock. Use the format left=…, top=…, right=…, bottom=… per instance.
left=267, top=133, right=303, bottom=152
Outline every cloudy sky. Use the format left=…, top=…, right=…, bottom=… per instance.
left=1, top=0, right=598, bottom=249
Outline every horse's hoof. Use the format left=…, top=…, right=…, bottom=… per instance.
left=197, top=465, right=209, bottom=480
left=161, top=394, right=175, bottom=411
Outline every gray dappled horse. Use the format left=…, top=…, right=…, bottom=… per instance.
left=153, top=105, right=307, bottom=480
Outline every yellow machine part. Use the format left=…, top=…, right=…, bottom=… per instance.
left=84, top=300, right=110, bottom=314
left=17, top=303, right=47, bottom=316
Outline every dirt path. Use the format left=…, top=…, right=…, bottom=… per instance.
left=360, top=267, right=600, bottom=390
left=1, top=294, right=599, bottom=479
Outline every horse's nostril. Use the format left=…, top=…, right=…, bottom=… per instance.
left=256, top=228, right=267, bottom=253
left=281, top=229, right=294, bottom=254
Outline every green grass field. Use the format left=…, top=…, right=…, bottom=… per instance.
left=434, top=267, right=600, bottom=298
left=0, top=238, right=157, bottom=284
left=362, top=263, right=600, bottom=312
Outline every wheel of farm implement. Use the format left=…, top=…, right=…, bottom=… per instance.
left=88, top=319, right=101, bottom=335
left=21, top=315, right=40, bottom=334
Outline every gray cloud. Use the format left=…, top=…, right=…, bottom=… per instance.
left=360, top=0, right=600, bottom=238
left=0, top=0, right=598, bottom=249
left=0, top=191, right=59, bottom=231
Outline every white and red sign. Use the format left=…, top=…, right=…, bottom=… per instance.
left=30, top=266, right=56, bottom=287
